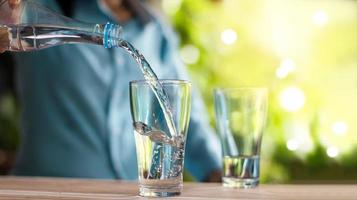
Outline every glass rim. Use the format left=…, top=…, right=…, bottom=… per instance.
left=214, top=87, right=268, bottom=93
left=130, top=79, right=192, bottom=86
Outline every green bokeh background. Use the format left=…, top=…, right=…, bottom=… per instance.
left=164, top=0, right=357, bottom=183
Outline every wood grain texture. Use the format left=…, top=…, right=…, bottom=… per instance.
left=0, top=176, right=356, bottom=200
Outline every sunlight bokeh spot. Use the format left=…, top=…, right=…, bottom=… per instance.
left=162, top=0, right=182, bottom=15
left=180, top=44, right=200, bottom=64
left=332, top=121, right=348, bottom=136
left=279, top=86, right=305, bottom=112
left=312, top=10, right=329, bottom=26
left=276, top=58, right=296, bottom=79
left=220, top=29, right=237, bottom=45
left=327, top=146, right=339, bottom=158
left=286, top=139, right=299, bottom=151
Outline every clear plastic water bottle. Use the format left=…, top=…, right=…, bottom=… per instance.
left=0, top=0, right=122, bottom=52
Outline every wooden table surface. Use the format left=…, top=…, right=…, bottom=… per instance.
left=0, top=176, right=356, bottom=200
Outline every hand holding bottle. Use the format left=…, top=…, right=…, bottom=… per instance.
left=0, top=27, right=9, bottom=53
left=0, top=0, right=21, bottom=53
left=0, top=0, right=22, bottom=24
left=8, top=0, right=21, bottom=8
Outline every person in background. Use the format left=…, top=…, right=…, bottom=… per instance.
left=0, top=0, right=222, bottom=181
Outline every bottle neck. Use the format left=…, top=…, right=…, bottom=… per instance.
left=102, top=22, right=122, bottom=48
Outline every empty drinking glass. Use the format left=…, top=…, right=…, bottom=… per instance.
left=214, top=88, right=267, bottom=188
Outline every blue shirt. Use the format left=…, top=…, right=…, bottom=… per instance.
left=12, top=0, right=221, bottom=181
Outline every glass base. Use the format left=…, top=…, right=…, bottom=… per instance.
left=222, top=177, right=259, bottom=188
left=139, top=184, right=182, bottom=197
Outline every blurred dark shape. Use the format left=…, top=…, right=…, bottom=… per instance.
left=0, top=52, right=18, bottom=175
left=123, top=0, right=152, bottom=25
left=56, top=0, right=152, bottom=24
left=57, top=0, right=74, bottom=17
left=0, top=52, right=15, bottom=96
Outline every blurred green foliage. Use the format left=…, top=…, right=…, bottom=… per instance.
left=0, top=93, right=19, bottom=174
left=0, top=94, right=19, bottom=150
left=164, top=0, right=357, bottom=183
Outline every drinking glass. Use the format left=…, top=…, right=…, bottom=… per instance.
left=214, top=88, right=267, bottom=188
left=129, top=80, right=191, bottom=197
